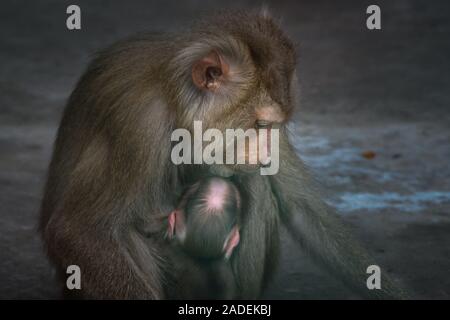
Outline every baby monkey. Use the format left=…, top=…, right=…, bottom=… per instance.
left=166, top=177, right=241, bottom=299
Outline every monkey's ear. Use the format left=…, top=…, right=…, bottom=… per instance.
left=167, top=211, right=177, bottom=239
left=192, top=50, right=229, bottom=91
left=223, top=226, right=240, bottom=259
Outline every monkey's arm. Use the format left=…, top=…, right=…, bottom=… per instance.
left=269, top=132, right=406, bottom=299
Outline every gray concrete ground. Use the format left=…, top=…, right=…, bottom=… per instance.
left=1, top=0, right=449, bottom=299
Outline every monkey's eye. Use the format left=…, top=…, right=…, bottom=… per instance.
left=255, top=120, right=271, bottom=129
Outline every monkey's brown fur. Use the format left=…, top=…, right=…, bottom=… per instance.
left=40, top=11, right=405, bottom=299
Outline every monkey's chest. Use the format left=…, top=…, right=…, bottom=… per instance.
left=231, top=179, right=280, bottom=298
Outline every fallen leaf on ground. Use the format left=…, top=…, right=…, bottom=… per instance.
left=362, top=150, right=376, bottom=159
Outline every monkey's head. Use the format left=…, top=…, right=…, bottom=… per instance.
left=167, top=177, right=241, bottom=260
left=167, top=11, right=297, bottom=172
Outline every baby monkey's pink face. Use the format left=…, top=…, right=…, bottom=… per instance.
left=167, top=178, right=240, bottom=259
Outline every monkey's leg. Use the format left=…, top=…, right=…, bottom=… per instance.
left=43, top=204, right=169, bottom=299
left=269, top=131, right=407, bottom=299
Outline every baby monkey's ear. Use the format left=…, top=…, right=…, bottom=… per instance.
left=167, top=210, right=187, bottom=242
left=223, top=226, right=240, bottom=259
left=167, top=210, right=178, bottom=239
left=192, top=50, right=229, bottom=91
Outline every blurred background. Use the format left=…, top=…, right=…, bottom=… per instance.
left=0, top=0, right=449, bottom=299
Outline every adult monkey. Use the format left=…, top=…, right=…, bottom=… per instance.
left=40, top=11, right=404, bottom=299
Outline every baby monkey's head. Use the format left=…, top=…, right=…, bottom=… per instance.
left=168, top=177, right=241, bottom=260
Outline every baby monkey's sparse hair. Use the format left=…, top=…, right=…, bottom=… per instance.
left=168, top=177, right=241, bottom=260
